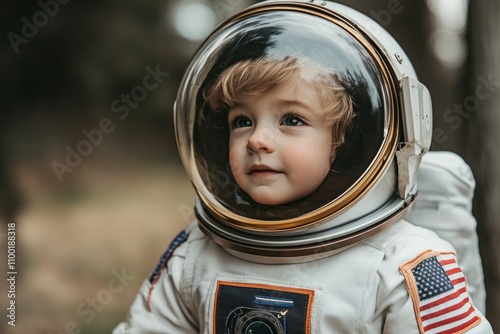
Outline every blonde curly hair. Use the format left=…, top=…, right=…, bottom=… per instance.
left=203, top=56, right=354, bottom=153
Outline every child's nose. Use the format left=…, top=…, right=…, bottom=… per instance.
left=247, top=126, right=275, bottom=153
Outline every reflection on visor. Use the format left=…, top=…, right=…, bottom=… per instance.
left=178, top=10, right=392, bottom=220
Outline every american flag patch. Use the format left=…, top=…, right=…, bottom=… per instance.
left=401, top=251, right=481, bottom=334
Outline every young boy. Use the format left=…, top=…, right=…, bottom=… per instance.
left=204, top=56, right=354, bottom=206
left=114, top=1, right=492, bottom=333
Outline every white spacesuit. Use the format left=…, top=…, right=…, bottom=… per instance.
left=114, top=1, right=492, bottom=333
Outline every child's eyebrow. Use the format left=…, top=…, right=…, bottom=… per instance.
left=227, top=104, right=244, bottom=113
left=275, top=99, right=315, bottom=112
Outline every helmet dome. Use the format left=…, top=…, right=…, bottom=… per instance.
left=174, top=0, right=432, bottom=261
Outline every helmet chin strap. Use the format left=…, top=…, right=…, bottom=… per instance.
left=195, top=194, right=415, bottom=264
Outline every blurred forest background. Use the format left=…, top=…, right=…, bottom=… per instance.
left=0, top=0, right=499, bottom=333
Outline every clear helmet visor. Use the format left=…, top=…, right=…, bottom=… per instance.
left=175, top=5, right=403, bottom=232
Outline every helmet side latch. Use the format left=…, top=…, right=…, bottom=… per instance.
left=396, top=76, right=433, bottom=200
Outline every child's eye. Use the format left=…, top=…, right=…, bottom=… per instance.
left=231, top=116, right=252, bottom=129
left=281, top=114, right=305, bottom=126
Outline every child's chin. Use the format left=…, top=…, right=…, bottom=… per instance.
left=251, top=194, right=285, bottom=206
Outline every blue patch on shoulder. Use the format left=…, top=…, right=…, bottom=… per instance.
left=148, top=230, right=189, bottom=284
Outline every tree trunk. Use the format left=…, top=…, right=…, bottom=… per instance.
left=465, top=2, right=500, bottom=332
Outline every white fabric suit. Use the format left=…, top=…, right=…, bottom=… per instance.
left=114, top=221, right=491, bottom=333
left=114, top=152, right=492, bottom=334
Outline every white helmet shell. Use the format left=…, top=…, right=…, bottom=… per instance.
left=174, top=0, right=432, bottom=262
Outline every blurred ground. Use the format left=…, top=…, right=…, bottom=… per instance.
left=1, top=127, right=194, bottom=333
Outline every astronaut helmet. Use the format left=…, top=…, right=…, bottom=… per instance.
left=174, top=0, right=432, bottom=262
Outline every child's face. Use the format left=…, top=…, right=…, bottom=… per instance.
left=228, top=73, right=334, bottom=205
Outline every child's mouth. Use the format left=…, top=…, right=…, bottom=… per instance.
left=248, top=165, right=281, bottom=177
